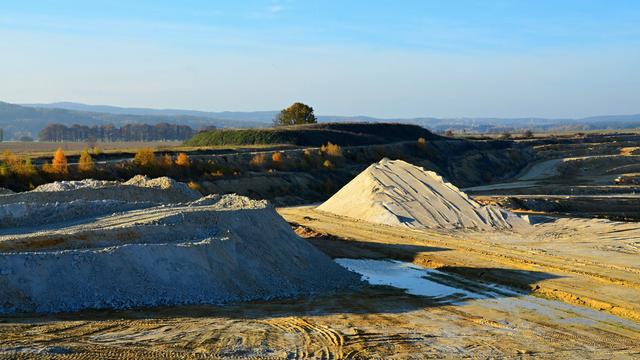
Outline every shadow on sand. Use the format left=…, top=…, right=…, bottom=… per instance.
left=0, top=263, right=561, bottom=324
left=302, top=234, right=450, bottom=262
left=0, top=223, right=563, bottom=322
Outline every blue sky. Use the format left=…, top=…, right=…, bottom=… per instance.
left=1, top=1, right=639, bottom=118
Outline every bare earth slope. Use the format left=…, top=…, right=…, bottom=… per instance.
left=318, top=158, right=529, bottom=231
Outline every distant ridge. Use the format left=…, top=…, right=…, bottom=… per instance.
left=25, top=102, right=640, bottom=134
left=0, top=101, right=268, bottom=140
left=24, top=102, right=279, bottom=123
left=1, top=100, right=639, bottom=140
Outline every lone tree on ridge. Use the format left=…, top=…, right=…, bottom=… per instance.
left=273, top=102, right=317, bottom=126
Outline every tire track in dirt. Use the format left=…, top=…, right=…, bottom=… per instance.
left=266, top=317, right=344, bottom=359
left=266, top=315, right=433, bottom=359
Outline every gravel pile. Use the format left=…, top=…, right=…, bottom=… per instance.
left=0, top=184, right=361, bottom=313
left=33, top=179, right=118, bottom=192
left=0, top=176, right=201, bottom=213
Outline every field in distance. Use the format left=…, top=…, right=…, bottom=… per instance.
left=0, top=141, right=293, bottom=158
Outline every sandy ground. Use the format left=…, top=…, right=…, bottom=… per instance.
left=0, top=206, right=638, bottom=358
left=282, top=207, right=640, bottom=322
left=1, top=151, right=639, bottom=358
left=1, top=285, right=638, bottom=359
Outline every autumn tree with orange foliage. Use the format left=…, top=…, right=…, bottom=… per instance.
left=1, top=151, right=37, bottom=178
left=78, top=148, right=94, bottom=173
left=17, top=158, right=37, bottom=178
left=159, top=154, right=173, bottom=169
left=51, top=148, right=69, bottom=175
left=417, top=137, right=427, bottom=153
left=321, top=142, right=342, bottom=157
left=187, top=181, right=202, bottom=193
left=249, top=153, right=266, bottom=168
left=1, top=151, right=19, bottom=170
left=133, top=148, right=157, bottom=169
left=175, top=153, right=190, bottom=167
left=271, top=152, right=283, bottom=168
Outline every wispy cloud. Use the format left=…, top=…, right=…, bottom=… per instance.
left=247, top=1, right=287, bottom=19
left=267, top=4, right=284, bottom=14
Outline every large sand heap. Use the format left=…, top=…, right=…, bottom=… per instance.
left=318, top=159, right=529, bottom=231
left=0, top=181, right=360, bottom=313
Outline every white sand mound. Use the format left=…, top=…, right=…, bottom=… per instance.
left=0, top=176, right=201, bottom=227
left=0, top=200, right=153, bottom=228
left=0, top=194, right=361, bottom=313
left=33, top=179, right=118, bottom=192
left=318, top=159, right=530, bottom=231
left=124, top=175, right=199, bottom=198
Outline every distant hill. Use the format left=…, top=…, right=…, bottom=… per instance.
left=397, top=115, right=640, bottom=133
left=0, top=102, right=267, bottom=140
left=184, top=122, right=442, bottom=147
left=24, top=102, right=278, bottom=123
left=25, top=102, right=409, bottom=126
left=7, top=101, right=640, bottom=140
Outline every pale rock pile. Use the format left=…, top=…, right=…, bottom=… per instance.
left=124, top=175, right=198, bottom=199
left=0, top=176, right=201, bottom=228
left=33, top=179, right=119, bottom=192
left=0, top=178, right=361, bottom=313
left=0, top=199, right=152, bottom=228
left=318, top=159, right=530, bottom=231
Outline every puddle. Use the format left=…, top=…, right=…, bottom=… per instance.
left=336, top=258, right=640, bottom=331
left=336, top=258, right=485, bottom=301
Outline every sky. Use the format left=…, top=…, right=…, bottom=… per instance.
left=1, top=0, right=639, bottom=118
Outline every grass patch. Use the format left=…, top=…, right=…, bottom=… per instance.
left=185, top=123, right=441, bottom=147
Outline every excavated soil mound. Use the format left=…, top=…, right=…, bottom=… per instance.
left=318, top=158, right=529, bottom=231
left=0, top=193, right=361, bottom=313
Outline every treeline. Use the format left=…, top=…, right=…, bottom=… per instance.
left=0, top=146, right=197, bottom=192
left=38, top=123, right=199, bottom=142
